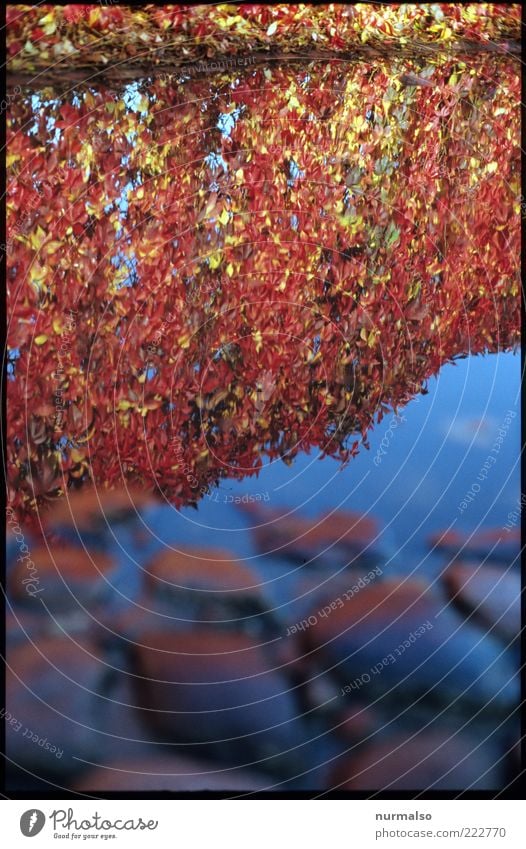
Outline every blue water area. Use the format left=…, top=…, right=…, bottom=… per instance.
left=135, top=351, right=520, bottom=582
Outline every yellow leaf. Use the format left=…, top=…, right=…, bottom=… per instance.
left=288, top=95, right=301, bottom=111
left=29, top=263, right=46, bottom=289
left=30, top=226, right=47, bottom=251
left=354, top=115, right=365, bottom=131
left=218, top=208, right=230, bottom=226
left=88, top=9, right=100, bottom=27
left=35, top=335, right=48, bottom=345
left=137, top=95, right=149, bottom=113
left=46, top=241, right=64, bottom=255
left=252, top=330, right=263, bottom=352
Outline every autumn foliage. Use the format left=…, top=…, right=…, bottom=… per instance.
left=5, top=5, right=521, bottom=518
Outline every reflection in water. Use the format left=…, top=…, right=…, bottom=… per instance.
left=6, top=462, right=520, bottom=791
left=6, top=4, right=521, bottom=793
